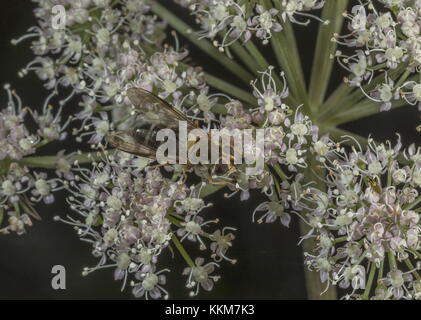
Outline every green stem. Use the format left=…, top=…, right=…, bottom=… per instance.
left=410, top=249, right=421, bottom=260
left=230, top=41, right=261, bottom=75
left=13, top=202, right=20, bottom=218
left=388, top=251, right=397, bottom=271
left=0, top=158, right=12, bottom=176
left=369, top=63, right=388, bottom=72
left=271, top=163, right=289, bottom=181
left=0, top=207, right=3, bottom=227
left=319, top=65, right=406, bottom=122
left=301, top=155, right=337, bottom=300
left=323, top=99, right=410, bottom=126
left=333, top=236, right=348, bottom=244
left=150, top=1, right=253, bottom=84
left=93, top=105, right=118, bottom=112
left=243, top=41, right=272, bottom=72
left=300, top=226, right=339, bottom=300
left=308, top=0, right=348, bottom=111
left=20, top=194, right=41, bottom=220
left=267, top=1, right=305, bottom=106
left=242, top=40, right=289, bottom=103
left=394, top=70, right=411, bottom=89
left=271, top=0, right=307, bottom=96
left=18, top=152, right=106, bottom=169
left=205, top=73, right=256, bottom=105
left=387, top=161, right=393, bottom=187
left=361, top=263, right=376, bottom=300
left=404, top=259, right=421, bottom=281
left=322, top=126, right=369, bottom=148
left=272, top=177, right=283, bottom=200
left=167, top=214, right=183, bottom=227
left=211, top=104, right=228, bottom=115
left=269, top=32, right=301, bottom=107
left=171, top=234, right=195, bottom=268
left=179, top=61, right=255, bottom=105
left=378, top=259, right=384, bottom=280
left=326, top=127, right=412, bottom=166
left=318, top=82, right=355, bottom=121
left=35, top=138, right=51, bottom=149
left=404, top=196, right=421, bottom=210
left=199, top=183, right=225, bottom=198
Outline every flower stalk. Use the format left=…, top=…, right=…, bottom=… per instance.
left=308, top=0, right=348, bottom=111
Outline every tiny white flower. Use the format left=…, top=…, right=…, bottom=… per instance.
left=116, top=252, right=131, bottom=270
left=368, top=161, right=383, bottom=174
left=107, top=195, right=122, bottom=211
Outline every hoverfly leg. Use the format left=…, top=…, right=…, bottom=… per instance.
left=180, top=167, right=190, bottom=183
left=225, top=166, right=237, bottom=177
left=207, top=174, right=236, bottom=189
left=149, top=163, right=168, bottom=170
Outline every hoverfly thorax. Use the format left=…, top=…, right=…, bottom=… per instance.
left=367, top=176, right=382, bottom=194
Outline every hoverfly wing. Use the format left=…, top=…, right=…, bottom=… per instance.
left=106, top=128, right=178, bottom=164
left=106, top=130, right=156, bottom=158
left=126, top=87, right=196, bottom=130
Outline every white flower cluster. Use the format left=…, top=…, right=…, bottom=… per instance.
left=14, top=0, right=166, bottom=106
left=61, top=152, right=236, bottom=299
left=0, top=86, right=68, bottom=234
left=299, top=137, right=421, bottom=299
left=214, top=68, right=320, bottom=206
left=334, top=0, right=421, bottom=111
left=174, top=0, right=326, bottom=49
left=72, top=46, right=214, bottom=146
left=5, top=0, right=418, bottom=300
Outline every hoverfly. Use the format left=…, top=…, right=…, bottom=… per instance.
left=106, top=88, right=235, bottom=185
left=366, top=175, right=382, bottom=194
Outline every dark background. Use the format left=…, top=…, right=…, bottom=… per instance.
left=0, top=1, right=419, bottom=300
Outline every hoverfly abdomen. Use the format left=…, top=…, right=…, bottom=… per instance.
left=132, top=125, right=161, bottom=149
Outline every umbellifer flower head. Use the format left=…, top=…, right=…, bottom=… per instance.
left=300, top=136, right=421, bottom=299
